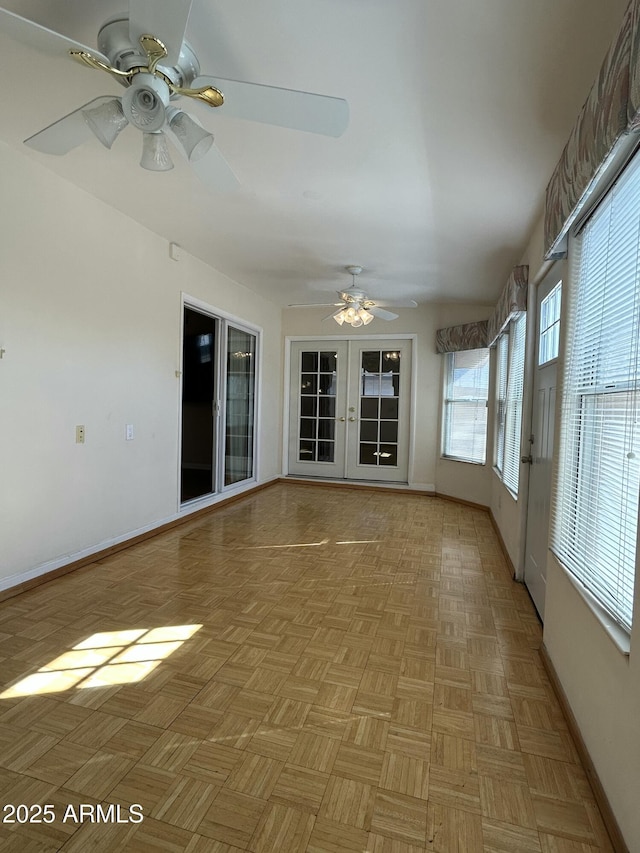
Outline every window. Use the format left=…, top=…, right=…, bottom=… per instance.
left=539, top=281, right=562, bottom=365
left=442, top=348, right=489, bottom=463
left=494, top=314, right=526, bottom=495
left=552, top=152, right=640, bottom=633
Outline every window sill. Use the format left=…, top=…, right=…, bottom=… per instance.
left=552, top=553, right=631, bottom=656
left=441, top=455, right=485, bottom=466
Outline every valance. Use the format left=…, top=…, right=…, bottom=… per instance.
left=435, top=320, right=488, bottom=353
left=544, top=0, right=636, bottom=258
left=487, top=265, right=528, bottom=346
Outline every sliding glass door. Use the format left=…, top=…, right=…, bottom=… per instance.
left=181, top=304, right=259, bottom=504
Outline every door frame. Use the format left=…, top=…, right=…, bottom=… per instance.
left=516, top=260, right=566, bottom=583
left=283, top=334, right=417, bottom=484
left=522, top=267, right=563, bottom=617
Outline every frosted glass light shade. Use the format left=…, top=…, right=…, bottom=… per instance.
left=169, top=110, right=213, bottom=162
left=140, top=132, right=174, bottom=171
left=82, top=98, right=128, bottom=149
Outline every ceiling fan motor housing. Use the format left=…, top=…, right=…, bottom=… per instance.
left=97, top=17, right=200, bottom=89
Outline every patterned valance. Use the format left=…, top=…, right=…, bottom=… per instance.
left=488, top=265, right=528, bottom=346
left=544, top=0, right=637, bottom=258
left=435, top=320, right=489, bottom=353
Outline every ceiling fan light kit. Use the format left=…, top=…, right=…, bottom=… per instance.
left=333, top=305, right=375, bottom=327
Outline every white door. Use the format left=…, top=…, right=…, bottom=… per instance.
left=288, top=339, right=412, bottom=482
left=523, top=268, right=563, bottom=619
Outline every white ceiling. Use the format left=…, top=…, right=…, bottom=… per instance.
left=0, top=0, right=629, bottom=307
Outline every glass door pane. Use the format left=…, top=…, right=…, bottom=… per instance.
left=358, top=349, right=401, bottom=467
left=181, top=307, right=216, bottom=502
left=299, top=350, right=338, bottom=463
left=224, top=326, right=256, bottom=486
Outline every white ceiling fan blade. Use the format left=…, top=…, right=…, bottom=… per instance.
left=369, top=307, right=399, bottom=321
left=375, top=299, right=418, bottom=308
left=192, top=76, right=349, bottom=137
left=0, top=7, right=110, bottom=60
left=288, top=302, right=343, bottom=308
left=24, top=97, right=119, bottom=155
left=163, top=118, right=239, bottom=191
left=189, top=143, right=240, bottom=192
left=129, top=0, right=193, bottom=66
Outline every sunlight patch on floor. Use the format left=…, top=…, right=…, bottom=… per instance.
left=0, top=624, right=202, bottom=699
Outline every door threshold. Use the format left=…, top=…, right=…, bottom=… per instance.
left=283, top=476, right=434, bottom=495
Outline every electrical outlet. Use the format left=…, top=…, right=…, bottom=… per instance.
left=126, top=424, right=134, bottom=441
left=76, top=425, right=85, bottom=444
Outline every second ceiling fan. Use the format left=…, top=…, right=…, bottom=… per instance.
left=289, top=266, right=418, bottom=327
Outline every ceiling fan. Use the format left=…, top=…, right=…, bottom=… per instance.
left=1, top=1, right=349, bottom=185
left=289, top=266, right=418, bottom=327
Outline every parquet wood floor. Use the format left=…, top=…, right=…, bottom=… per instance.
left=0, top=483, right=614, bottom=852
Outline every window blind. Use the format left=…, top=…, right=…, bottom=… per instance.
left=442, top=349, right=489, bottom=464
left=503, top=315, right=526, bottom=496
left=551, top=151, right=640, bottom=632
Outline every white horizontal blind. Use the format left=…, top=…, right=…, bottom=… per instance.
left=503, top=315, right=526, bottom=495
left=551, top=152, right=640, bottom=632
left=443, top=349, right=489, bottom=463
left=494, top=333, right=509, bottom=473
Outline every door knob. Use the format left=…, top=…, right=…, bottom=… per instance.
left=521, top=454, right=533, bottom=464
left=337, top=417, right=346, bottom=422
left=349, top=417, right=356, bottom=422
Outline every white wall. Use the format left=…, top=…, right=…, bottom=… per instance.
left=282, top=301, right=492, bottom=500
left=0, top=143, right=282, bottom=589
left=544, top=561, right=640, bottom=846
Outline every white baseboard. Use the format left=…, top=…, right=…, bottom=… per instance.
left=0, top=477, right=279, bottom=594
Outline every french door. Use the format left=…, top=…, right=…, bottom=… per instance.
left=288, top=339, right=412, bottom=482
